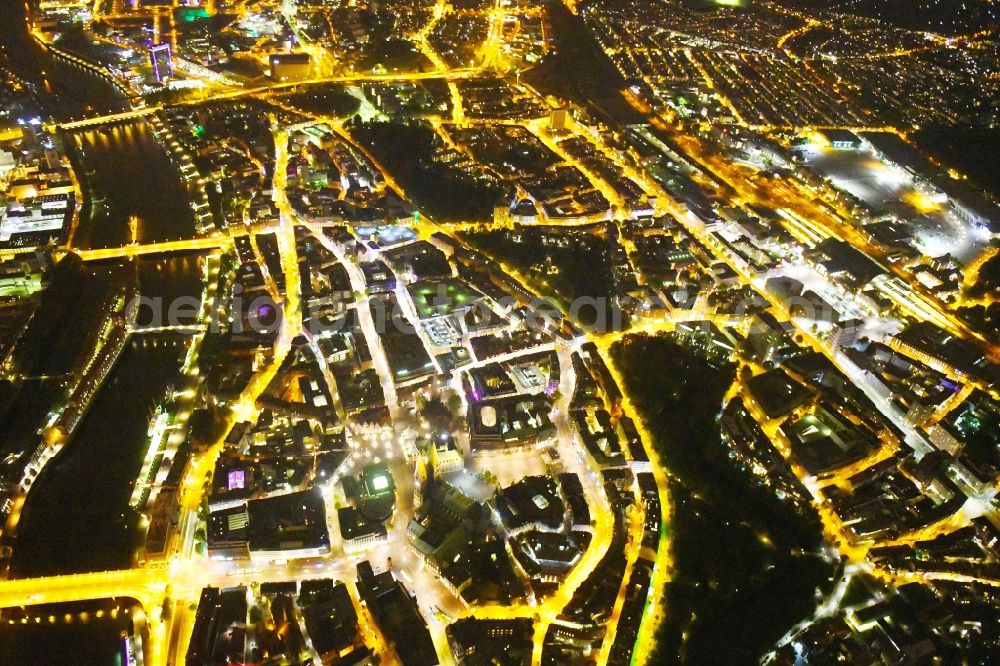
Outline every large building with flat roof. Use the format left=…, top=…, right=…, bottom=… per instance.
left=270, top=52, right=312, bottom=81
left=247, top=489, right=330, bottom=560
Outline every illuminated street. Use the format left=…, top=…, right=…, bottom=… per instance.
left=2, top=0, right=1000, bottom=664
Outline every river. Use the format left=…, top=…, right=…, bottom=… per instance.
left=2, top=2, right=207, bottom=582
left=68, top=122, right=199, bottom=249
left=0, top=1, right=127, bottom=121
left=9, top=257, right=203, bottom=578
left=0, top=597, right=141, bottom=666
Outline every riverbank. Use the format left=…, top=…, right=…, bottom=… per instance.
left=10, top=255, right=205, bottom=577
left=0, top=597, right=142, bottom=666
left=0, top=0, right=125, bottom=121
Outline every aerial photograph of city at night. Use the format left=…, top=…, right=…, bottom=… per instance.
left=1, top=0, right=1000, bottom=664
